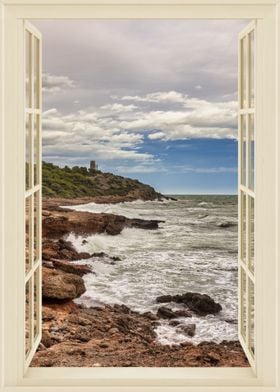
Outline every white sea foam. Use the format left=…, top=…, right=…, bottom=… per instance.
left=68, top=195, right=239, bottom=345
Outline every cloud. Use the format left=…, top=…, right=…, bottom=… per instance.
left=117, top=91, right=238, bottom=140
left=42, top=107, right=155, bottom=164
left=42, top=73, right=76, bottom=93
left=100, top=103, right=137, bottom=112
left=42, top=89, right=238, bottom=167
left=121, top=91, right=186, bottom=104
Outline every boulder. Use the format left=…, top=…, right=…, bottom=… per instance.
left=157, top=307, right=192, bottom=319
left=42, top=267, right=86, bottom=300
left=156, top=292, right=222, bottom=316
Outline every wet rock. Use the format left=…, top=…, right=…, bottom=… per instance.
left=156, top=292, right=222, bottom=316
left=169, top=320, right=181, bottom=327
left=173, top=309, right=192, bottom=318
left=42, top=267, right=86, bottom=300
left=142, top=311, right=158, bottom=321
left=157, top=307, right=190, bottom=319
left=52, top=259, right=92, bottom=276
left=42, top=238, right=91, bottom=261
left=176, top=324, right=196, bottom=337
left=217, top=221, right=236, bottom=228
left=42, top=209, right=163, bottom=239
left=157, top=307, right=177, bottom=319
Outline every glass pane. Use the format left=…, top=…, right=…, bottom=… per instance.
left=249, top=115, right=255, bottom=191
left=248, top=196, right=255, bottom=274
left=241, top=37, right=247, bottom=109
left=241, top=191, right=247, bottom=263
left=33, top=190, right=40, bottom=263
left=25, top=278, right=32, bottom=357
left=25, top=31, right=32, bottom=109
left=248, top=278, right=255, bottom=356
left=241, top=115, right=246, bottom=186
left=34, top=37, right=40, bottom=109
left=25, top=114, right=32, bottom=191
left=33, top=268, right=40, bottom=342
left=240, top=267, right=247, bottom=340
left=34, top=115, right=40, bottom=186
left=249, top=31, right=255, bottom=108
left=25, top=195, right=32, bottom=274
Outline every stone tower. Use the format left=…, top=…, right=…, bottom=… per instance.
left=90, top=160, right=98, bottom=172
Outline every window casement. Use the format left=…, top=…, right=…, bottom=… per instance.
left=24, top=21, right=42, bottom=369
left=238, top=21, right=256, bottom=370
left=0, top=2, right=279, bottom=392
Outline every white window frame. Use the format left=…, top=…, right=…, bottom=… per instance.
left=0, top=1, right=280, bottom=391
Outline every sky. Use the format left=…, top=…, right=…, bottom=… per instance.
left=33, top=19, right=248, bottom=194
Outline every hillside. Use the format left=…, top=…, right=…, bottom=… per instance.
left=42, top=161, right=164, bottom=201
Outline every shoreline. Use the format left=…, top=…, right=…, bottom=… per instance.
left=32, top=197, right=248, bottom=367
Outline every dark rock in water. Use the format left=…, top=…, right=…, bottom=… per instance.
left=176, top=324, right=196, bottom=337
left=157, top=307, right=192, bottom=319
left=142, top=311, right=158, bottom=321
left=128, top=218, right=164, bottom=230
left=156, top=295, right=174, bottom=303
left=217, top=221, right=236, bottom=228
left=92, top=252, right=107, bottom=258
left=173, top=309, right=192, bottom=318
left=112, top=256, right=121, bottom=261
left=157, top=307, right=178, bottom=319
left=169, top=320, right=181, bottom=327
left=156, top=292, right=222, bottom=316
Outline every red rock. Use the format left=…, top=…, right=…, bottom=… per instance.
left=42, top=267, right=86, bottom=300
left=51, top=259, right=92, bottom=276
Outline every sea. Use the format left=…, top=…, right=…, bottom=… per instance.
left=66, top=195, right=238, bottom=346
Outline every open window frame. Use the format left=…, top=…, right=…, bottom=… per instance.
left=0, top=1, right=280, bottom=391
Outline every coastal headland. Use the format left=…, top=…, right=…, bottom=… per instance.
left=31, top=163, right=248, bottom=367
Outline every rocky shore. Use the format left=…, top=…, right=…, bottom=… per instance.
left=31, top=198, right=248, bottom=367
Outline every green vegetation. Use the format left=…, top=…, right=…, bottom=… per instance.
left=42, top=161, right=160, bottom=199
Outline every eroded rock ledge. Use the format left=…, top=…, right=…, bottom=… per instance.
left=43, top=208, right=164, bottom=239
left=31, top=302, right=249, bottom=367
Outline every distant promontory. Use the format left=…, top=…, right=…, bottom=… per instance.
left=42, top=161, right=165, bottom=204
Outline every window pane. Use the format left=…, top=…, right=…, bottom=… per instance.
left=249, top=31, right=254, bottom=108
left=34, top=115, right=40, bottom=186
left=25, top=114, right=32, bottom=191
left=25, top=195, right=32, bottom=274
left=240, top=267, right=247, bottom=341
left=241, top=191, right=247, bottom=263
left=241, top=37, right=247, bottom=109
left=25, top=31, right=32, bottom=109
left=33, top=268, right=40, bottom=342
left=248, top=196, right=255, bottom=274
left=25, top=278, right=32, bottom=357
left=34, top=37, right=40, bottom=109
left=33, top=190, right=40, bottom=263
left=248, top=278, right=255, bottom=357
left=249, top=114, right=255, bottom=191
left=241, top=115, right=246, bottom=186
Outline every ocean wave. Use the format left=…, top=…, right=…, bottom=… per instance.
left=67, top=195, right=238, bottom=345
